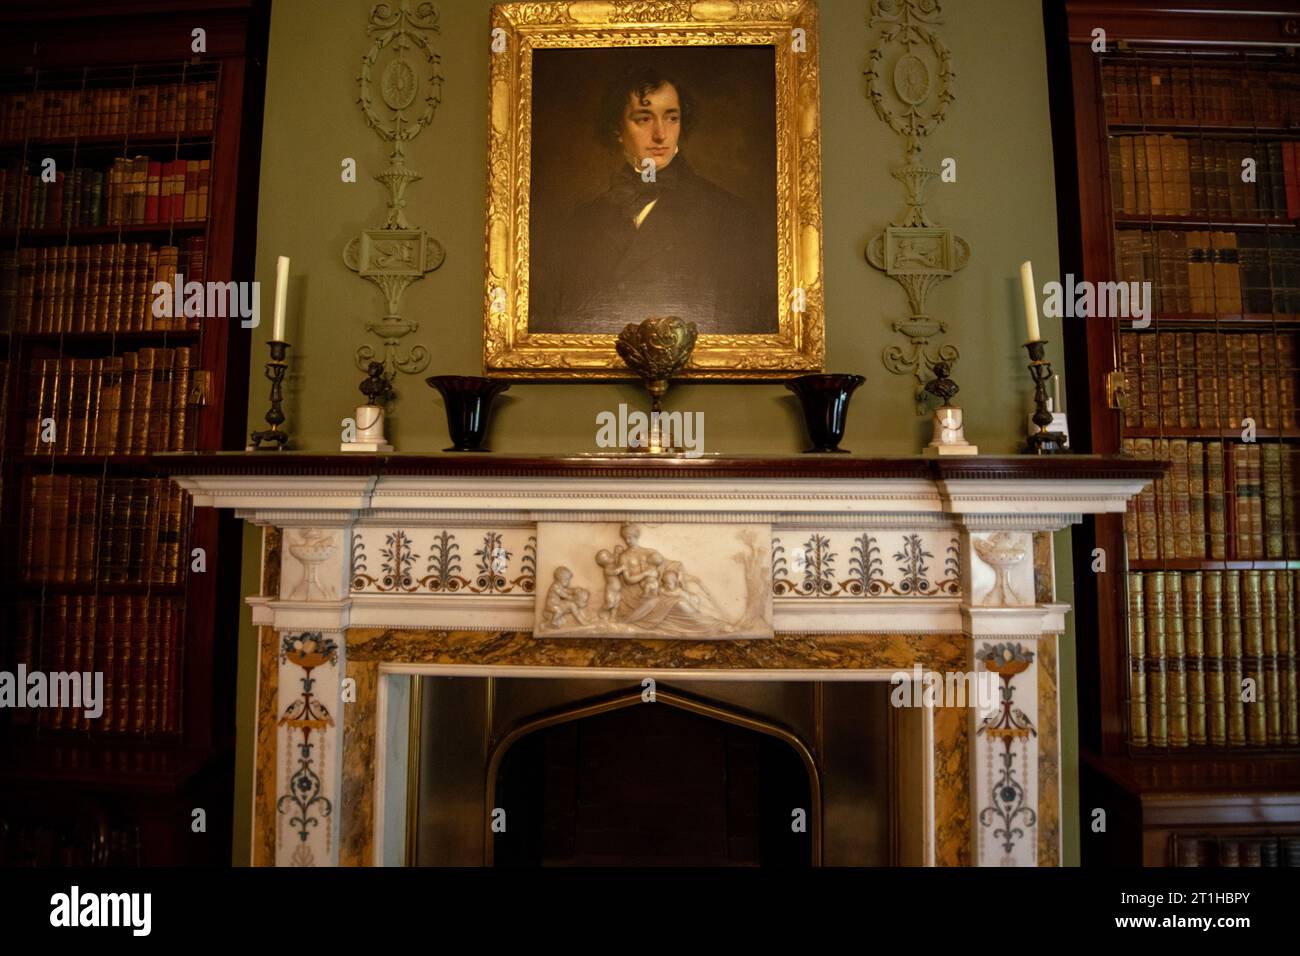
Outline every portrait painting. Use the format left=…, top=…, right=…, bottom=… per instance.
left=483, top=1, right=824, bottom=379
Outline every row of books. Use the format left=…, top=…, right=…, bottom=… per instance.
left=1118, top=331, right=1298, bottom=430
left=1173, top=835, right=1300, bottom=867
left=1102, top=62, right=1300, bottom=126
left=0, top=80, right=217, bottom=140
left=0, top=238, right=207, bottom=333
left=1113, top=230, right=1300, bottom=315
left=1107, top=135, right=1300, bottom=220
left=1126, top=569, right=1299, bottom=749
left=11, top=596, right=183, bottom=735
left=25, top=347, right=193, bottom=455
left=1122, top=439, right=1299, bottom=561
left=0, top=156, right=211, bottom=229
left=21, top=477, right=189, bottom=585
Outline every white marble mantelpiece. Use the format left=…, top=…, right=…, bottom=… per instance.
left=169, top=453, right=1158, bottom=868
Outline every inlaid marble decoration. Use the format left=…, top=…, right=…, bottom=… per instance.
left=277, top=631, right=340, bottom=867
left=351, top=527, right=536, bottom=594
left=772, top=530, right=960, bottom=597
left=534, top=522, right=773, bottom=640
left=975, top=640, right=1038, bottom=867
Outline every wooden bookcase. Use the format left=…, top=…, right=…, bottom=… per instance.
left=1048, top=0, right=1300, bottom=866
left=0, top=1, right=266, bottom=865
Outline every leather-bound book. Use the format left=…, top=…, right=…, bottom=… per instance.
left=1120, top=335, right=1142, bottom=429
left=1242, top=570, right=1267, bottom=745
left=1130, top=439, right=1158, bottom=559
left=1225, top=572, right=1247, bottom=746
left=48, top=474, right=70, bottom=583
left=1242, top=841, right=1263, bottom=868
left=116, top=352, right=137, bottom=455
left=147, top=347, right=173, bottom=452
left=97, top=597, right=115, bottom=732
left=1159, top=333, right=1180, bottom=429
left=1220, top=840, right=1241, bottom=867
left=1169, top=440, right=1192, bottom=557
left=1145, top=571, right=1169, bottom=748
left=1248, top=445, right=1265, bottom=558
left=144, top=598, right=161, bottom=733
left=1176, top=331, right=1197, bottom=423
left=1182, top=573, right=1207, bottom=747
left=1206, top=441, right=1227, bottom=559
left=114, top=597, right=132, bottom=733
left=1128, top=572, right=1148, bottom=747
left=1262, top=444, right=1284, bottom=558
left=130, top=348, right=155, bottom=455
left=1188, top=441, right=1206, bottom=558
left=1165, top=572, right=1189, bottom=746
left=1279, top=333, right=1296, bottom=429
left=1261, top=570, right=1281, bottom=746
left=1203, top=571, right=1227, bottom=747
left=1285, top=571, right=1299, bottom=746
left=92, top=357, right=122, bottom=454
left=1156, top=440, right=1175, bottom=558
left=1138, top=332, right=1161, bottom=429
left=1261, top=840, right=1279, bottom=868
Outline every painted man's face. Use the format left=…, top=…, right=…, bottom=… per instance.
left=618, top=82, right=681, bottom=172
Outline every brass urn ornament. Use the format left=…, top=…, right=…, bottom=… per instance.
left=615, top=316, right=698, bottom=454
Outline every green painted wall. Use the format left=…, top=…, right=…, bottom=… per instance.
left=233, top=0, right=1080, bottom=865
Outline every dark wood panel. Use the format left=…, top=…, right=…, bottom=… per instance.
left=153, top=451, right=1167, bottom=482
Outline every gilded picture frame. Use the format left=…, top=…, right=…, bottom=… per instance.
left=482, top=0, right=825, bottom=379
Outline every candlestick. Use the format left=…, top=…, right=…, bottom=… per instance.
left=1024, top=340, right=1067, bottom=454
left=1020, top=260, right=1041, bottom=343
left=272, top=255, right=289, bottom=341
left=249, top=340, right=290, bottom=450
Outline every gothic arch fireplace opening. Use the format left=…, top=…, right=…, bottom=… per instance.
left=410, top=676, right=918, bottom=866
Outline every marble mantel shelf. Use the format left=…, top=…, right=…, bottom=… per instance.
left=168, top=453, right=1158, bottom=867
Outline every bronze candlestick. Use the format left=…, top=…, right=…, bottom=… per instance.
left=250, top=340, right=290, bottom=450
left=1024, top=340, right=1066, bottom=454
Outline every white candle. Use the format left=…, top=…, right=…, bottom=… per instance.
left=1019, top=260, right=1041, bottom=343
left=1053, top=373, right=1062, bottom=413
left=272, top=255, right=290, bottom=341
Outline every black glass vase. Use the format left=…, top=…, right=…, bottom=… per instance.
left=426, top=375, right=510, bottom=452
left=785, top=373, right=865, bottom=453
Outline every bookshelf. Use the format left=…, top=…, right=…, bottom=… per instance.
left=1050, top=0, right=1300, bottom=865
left=0, top=1, right=266, bottom=865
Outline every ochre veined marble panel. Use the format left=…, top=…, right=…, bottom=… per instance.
left=340, top=660, right=379, bottom=868
left=346, top=628, right=966, bottom=672
left=254, top=626, right=279, bottom=868
left=342, top=628, right=969, bottom=866
left=1037, top=635, right=1061, bottom=867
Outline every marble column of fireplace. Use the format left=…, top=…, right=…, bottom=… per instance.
left=170, top=455, right=1155, bottom=867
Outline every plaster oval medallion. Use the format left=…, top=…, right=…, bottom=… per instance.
left=381, top=58, right=419, bottom=111
left=894, top=53, right=930, bottom=105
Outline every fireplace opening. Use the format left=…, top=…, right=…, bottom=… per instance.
left=490, top=691, right=814, bottom=866
left=410, top=677, right=910, bottom=866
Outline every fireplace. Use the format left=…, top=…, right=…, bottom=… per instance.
left=412, top=678, right=897, bottom=866
left=168, top=453, right=1157, bottom=866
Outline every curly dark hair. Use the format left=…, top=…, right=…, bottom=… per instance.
left=596, top=67, right=697, bottom=147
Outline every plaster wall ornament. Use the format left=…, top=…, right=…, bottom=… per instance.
left=863, top=0, right=969, bottom=411
left=344, top=0, right=447, bottom=382
left=534, top=522, right=773, bottom=640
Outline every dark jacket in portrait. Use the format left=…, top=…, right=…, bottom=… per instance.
left=530, top=156, right=778, bottom=335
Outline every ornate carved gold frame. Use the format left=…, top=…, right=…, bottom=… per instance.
left=482, top=0, right=825, bottom=380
